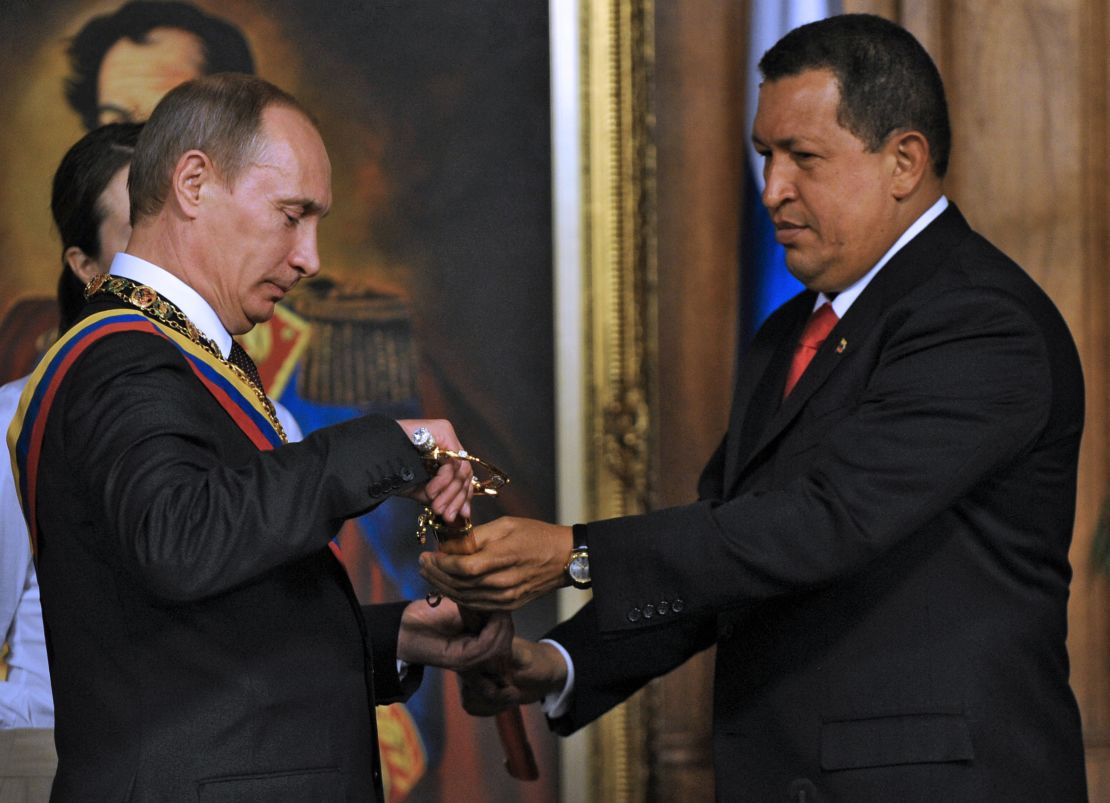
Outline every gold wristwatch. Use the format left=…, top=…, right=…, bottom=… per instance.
left=565, top=524, right=591, bottom=589
left=565, top=546, right=590, bottom=589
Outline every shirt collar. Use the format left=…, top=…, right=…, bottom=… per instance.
left=817, top=195, right=949, bottom=316
left=108, top=252, right=233, bottom=358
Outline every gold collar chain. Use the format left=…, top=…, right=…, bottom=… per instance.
left=85, top=273, right=288, bottom=444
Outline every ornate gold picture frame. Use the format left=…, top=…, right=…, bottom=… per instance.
left=554, top=0, right=658, bottom=799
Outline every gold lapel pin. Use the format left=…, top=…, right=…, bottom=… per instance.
left=836, top=338, right=847, bottom=354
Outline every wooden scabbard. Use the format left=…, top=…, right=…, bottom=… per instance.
left=437, top=523, right=539, bottom=781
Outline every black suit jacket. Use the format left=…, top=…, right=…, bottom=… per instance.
left=549, top=205, right=1088, bottom=801
left=33, top=297, right=428, bottom=801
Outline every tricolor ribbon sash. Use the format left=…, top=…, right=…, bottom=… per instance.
left=7, top=310, right=283, bottom=555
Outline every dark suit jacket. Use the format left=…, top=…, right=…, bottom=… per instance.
left=33, top=297, right=428, bottom=802
left=549, top=205, right=1088, bottom=801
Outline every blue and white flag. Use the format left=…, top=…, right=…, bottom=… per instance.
left=741, top=0, right=839, bottom=344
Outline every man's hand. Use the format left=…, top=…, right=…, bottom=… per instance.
left=419, top=516, right=573, bottom=611
left=459, top=638, right=568, bottom=716
left=396, top=419, right=473, bottom=522
left=397, top=597, right=512, bottom=672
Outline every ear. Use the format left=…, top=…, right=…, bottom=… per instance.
left=888, top=130, right=931, bottom=200
left=171, top=149, right=216, bottom=220
left=64, top=246, right=100, bottom=285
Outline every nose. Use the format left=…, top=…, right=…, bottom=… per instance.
left=291, top=222, right=321, bottom=278
left=761, top=155, right=796, bottom=211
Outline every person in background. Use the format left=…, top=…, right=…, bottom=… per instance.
left=0, top=121, right=140, bottom=799
left=422, top=14, right=1088, bottom=801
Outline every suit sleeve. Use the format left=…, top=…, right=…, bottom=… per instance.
left=56, top=331, right=428, bottom=602
left=544, top=600, right=716, bottom=734
left=587, top=284, right=1061, bottom=634
left=362, top=600, right=424, bottom=704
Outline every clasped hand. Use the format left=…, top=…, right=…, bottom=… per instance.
left=419, top=516, right=574, bottom=611
left=397, top=597, right=513, bottom=672
left=396, top=419, right=473, bottom=522
left=458, top=637, right=568, bottom=717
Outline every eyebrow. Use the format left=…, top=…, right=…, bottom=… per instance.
left=96, top=104, right=134, bottom=121
left=751, top=134, right=819, bottom=152
left=284, top=198, right=330, bottom=218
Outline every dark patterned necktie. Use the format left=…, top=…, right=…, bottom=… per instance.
left=228, top=341, right=265, bottom=392
left=783, top=302, right=839, bottom=399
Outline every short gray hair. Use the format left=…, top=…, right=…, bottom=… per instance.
left=128, top=73, right=313, bottom=223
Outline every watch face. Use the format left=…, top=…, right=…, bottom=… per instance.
left=568, top=553, right=590, bottom=585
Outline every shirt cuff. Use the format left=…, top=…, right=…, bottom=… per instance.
left=538, top=638, right=575, bottom=720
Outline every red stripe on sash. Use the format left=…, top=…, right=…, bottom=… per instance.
left=188, top=365, right=275, bottom=452
left=21, top=317, right=279, bottom=553
left=23, top=321, right=145, bottom=551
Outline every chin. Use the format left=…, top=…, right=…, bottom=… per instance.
left=249, top=299, right=279, bottom=321
left=784, top=259, right=835, bottom=294
left=783, top=260, right=815, bottom=287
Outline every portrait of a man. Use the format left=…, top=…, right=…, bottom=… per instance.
left=0, top=2, right=556, bottom=800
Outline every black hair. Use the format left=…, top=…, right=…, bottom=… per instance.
left=51, top=122, right=143, bottom=329
left=65, top=1, right=254, bottom=131
left=759, top=13, right=951, bottom=177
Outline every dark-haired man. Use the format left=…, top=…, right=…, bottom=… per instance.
left=11, top=75, right=508, bottom=802
left=65, top=0, right=253, bottom=130
left=422, top=14, right=1088, bottom=800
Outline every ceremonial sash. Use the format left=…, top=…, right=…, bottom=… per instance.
left=7, top=310, right=283, bottom=554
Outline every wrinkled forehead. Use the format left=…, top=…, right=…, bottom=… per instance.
left=752, top=69, right=844, bottom=139
left=250, top=106, right=333, bottom=211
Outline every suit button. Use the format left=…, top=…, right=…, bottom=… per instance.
left=401, top=467, right=415, bottom=482
left=642, top=603, right=655, bottom=619
left=657, top=600, right=669, bottom=615
left=672, top=598, right=685, bottom=613
left=390, top=475, right=403, bottom=490
left=627, top=608, right=642, bottom=623
left=788, top=778, right=817, bottom=801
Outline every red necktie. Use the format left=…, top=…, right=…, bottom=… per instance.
left=783, top=302, right=838, bottom=399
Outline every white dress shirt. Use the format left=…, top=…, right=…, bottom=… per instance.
left=0, top=377, right=53, bottom=728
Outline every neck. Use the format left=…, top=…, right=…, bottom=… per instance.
left=126, top=217, right=238, bottom=335
left=897, top=179, right=943, bottom=228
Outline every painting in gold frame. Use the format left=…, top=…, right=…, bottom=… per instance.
left=0, top=2, right=558, bottom=801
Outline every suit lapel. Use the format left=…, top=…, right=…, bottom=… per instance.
left=722, top=292, right=813, bottom=492
left=723, top=203, right=972, bottom=496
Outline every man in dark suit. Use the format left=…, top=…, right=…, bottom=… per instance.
left=420, top=14, right=1088, bottom=801
left=11, top=74, right=510, bottom=802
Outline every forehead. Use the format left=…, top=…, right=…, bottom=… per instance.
left=97, top=27, right=206, bottom=119
left=752, top=69, right=845, bottom=142
left=98, top=164, right=131, bottom=216
left=244, top=106, right=332, bottom=211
